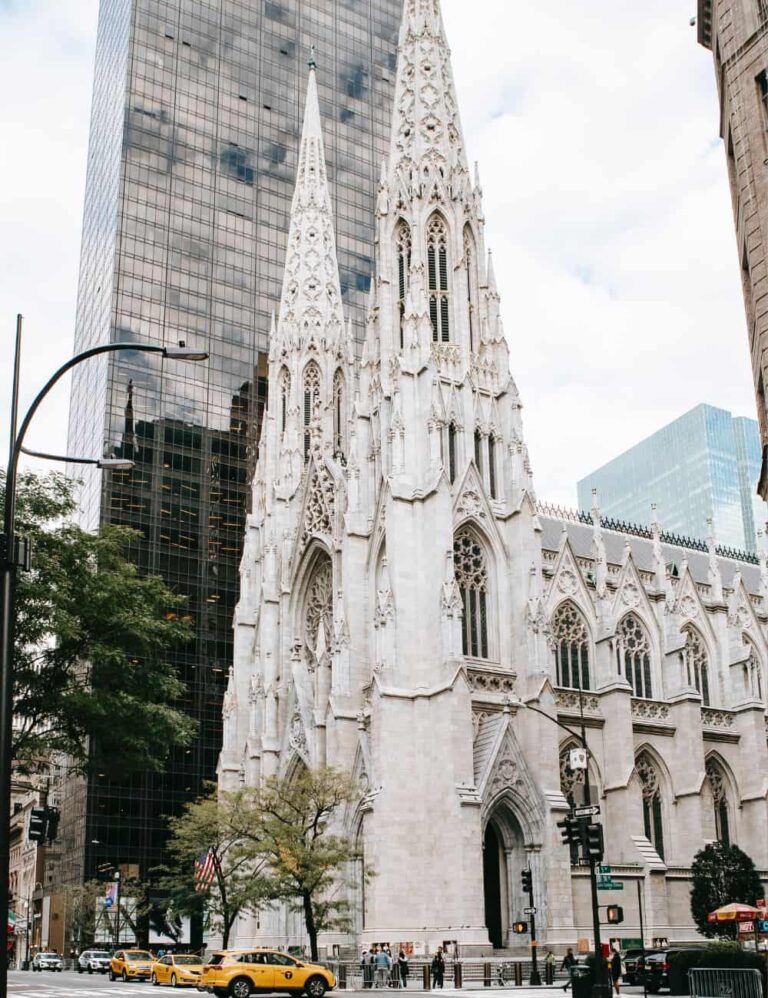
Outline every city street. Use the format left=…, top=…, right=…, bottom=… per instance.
left=5, top=972, right=650, bottom=997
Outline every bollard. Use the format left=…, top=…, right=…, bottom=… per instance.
left=514, top=963, right=523, bottom=986
left=423, top=965, right=431, bottom=990
left=338, top=963, right=347, bottom=990
left=484, top=963, right=492, bottom=988
left=454, top=963, right=462, bottom=989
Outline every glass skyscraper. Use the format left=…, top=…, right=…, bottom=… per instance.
left=576, top=404, right=768, bottom=554
left=59, top=0, right=402, bottom=894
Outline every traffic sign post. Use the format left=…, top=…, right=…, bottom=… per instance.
left=573, top=805, right=601, bottom=818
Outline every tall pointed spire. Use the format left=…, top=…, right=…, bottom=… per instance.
left=388, top=0, right=470, bottom=191
left=277, top=61, right=344, bottom=340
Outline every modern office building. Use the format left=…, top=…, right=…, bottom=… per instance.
left=577, top=404, right=767, bottom=553
left=696, top=1, right=768, bottom=496
left=58, top=0, right=402, bottom=899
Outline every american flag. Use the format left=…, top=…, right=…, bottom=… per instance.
left=194, top=848, right=217, bottom=893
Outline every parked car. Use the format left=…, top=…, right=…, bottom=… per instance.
left=109, top=948, right=154, bottom=982
left=200, top=949, right=336, bottom=998
left=32, top=951, right=63, bottom=972
left=623, top=949, right=660, bottom=986
left=150, top=953, right=204, bottom=988
left=639, top=948, right=707, bottom=993
left=78, top=949, right=112, bottom=974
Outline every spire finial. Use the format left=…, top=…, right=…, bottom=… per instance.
left=308, top=45, right=317, bottom=70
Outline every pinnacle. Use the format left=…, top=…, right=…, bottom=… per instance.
left=388, top=0, right=470, bottom=187
left=277, top=65, right=344, bottom=336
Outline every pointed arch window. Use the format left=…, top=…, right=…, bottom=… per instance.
left=464, top=225, right=479, bottom=352
left=744, top=638, right=764, bottom=701
left=454, top=528, right=489, bottom=659
left=616, top=614, right=653, bottom=699
left=427, top=214, right=450, bottom=342
left=333, top=369, right=345, bottom=459
left=552, top=601, right=591, bottom=690
left=682, top=626, right=710, bottom=705
left=304, top=554, right=333, bottom=655
left=706, top=760, right=731, bottom=847
left=474, top=428, right=484, bottom=477
left=279, top=367, right=291, bottom=435
left=395, top=220, right=411, bottom=350
left=303, top=362, right=321, bottom=461
left=635, top=753, right=664, bottom=859
left=488, top=436, right=498, bottom=499
left=448, top=422, right=458, bottom=483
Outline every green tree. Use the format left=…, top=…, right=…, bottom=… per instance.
left=5, top=471, right=195, bottom=774
left=239, top=767, right=365, bottom=960
left=159, top=787, right=274, bottom=949
left=690, top=842, right=763, bottom=937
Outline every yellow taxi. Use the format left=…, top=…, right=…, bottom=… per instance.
left=200, top=949, right=336, bottom=998
left=150, top=952, right=203, bottom=987
left=109, top=948, right=154, bottom=982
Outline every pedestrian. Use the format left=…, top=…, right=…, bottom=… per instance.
left=398, top=950, right=409, bottom=990
left=375, top=946, right=391, bottom=988
left=611, top=950, right=622, bottom=996
left=544, top=949, right=556, bottom=981
left=361, top=950, right=373, bottom=989
left=431, top=948, right=445, bottom=989
left=561, top=948, right=576, bottom=991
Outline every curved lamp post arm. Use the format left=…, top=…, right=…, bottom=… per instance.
left=520, top=698, right=587, bottom=749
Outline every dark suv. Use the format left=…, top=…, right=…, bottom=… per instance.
left=623, top=949, right=659, bottom=986
left=639, top=948, right=706, bottom=993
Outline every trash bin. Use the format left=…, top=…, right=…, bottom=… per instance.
left=570, top=964, right=593, bottom=998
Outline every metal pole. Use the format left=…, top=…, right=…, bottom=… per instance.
left=637, top=881, right=647, bottom=998
left=0, top=317, right=23, bottom=996
left=114, top=873, right=121, bottom=948
left=527, top=865, right=541, bottom=986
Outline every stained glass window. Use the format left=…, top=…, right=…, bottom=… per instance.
left=454, top=528, right=489, bottom=659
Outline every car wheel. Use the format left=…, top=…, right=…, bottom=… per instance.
left=152, top=972, right=159, bottom=986
left=78, top=966, right=83, bottom=974
left=305, top=976, right=328, bottom=998
left=123, top=969, right=129, bottom=982
left=88, top=965, right=93, bottom=974
left=171, top=973, right=178, bottom=988
left=110, top=970, right=117, bottom=981
left=229, top=977, right=254, bottom=998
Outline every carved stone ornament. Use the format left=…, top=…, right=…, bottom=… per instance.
left=630, top=698, right=670, bottom=721
left=621, top=581, right=642, bottom=609
left=301, top=466, right=335, bottom=548
left=375, top=586, right=395, bottom=627
left=557, top=569, right=579, bottom=596
left=701, top=708, right=735, bottom=729
left=554, top=689, right=601, bottom=714
left=457, top=489, right=485, bottom=520
left=728, top=599, right=751, bottom=630
left=289, top=709, right=309, bottom=758
left=249, top=673, right=265, bottom=702
left=467, top=667, right=515, bottom=696
left=441, top=578, right=463, bottom=618
left=489, top=755, right=521, bottom=796
left=679, top=593, right=698, bottom=619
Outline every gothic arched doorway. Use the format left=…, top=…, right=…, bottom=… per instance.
left=483, top=821, right=504, bottom=948
left=482, top=803, right=528, bottom=950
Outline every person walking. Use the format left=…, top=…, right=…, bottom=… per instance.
left=561, top=948, right=576, bottom=991
left=375, top=946, right=391, bottom=988
left=431, top=948, right=445, bottom=989
left=361, top=950, right=373, bottom=989
left=398, top=950, right=409, bottom=989
left=610, top=950, right=622, bottom=996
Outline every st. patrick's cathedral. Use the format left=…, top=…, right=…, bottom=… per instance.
left=218, top=0, right=768, bottom=955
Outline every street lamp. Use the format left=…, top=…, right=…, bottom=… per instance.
left=0, top=317, right=208, bottom=997
left=519, top=694, right=611, bottom=998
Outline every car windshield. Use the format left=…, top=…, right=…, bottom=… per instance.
left=207, top=954, right=224, bottom=965
left=174, top=956, right=201, bottom=965
left=126, top=952, right=152, bottom=961
left=91, top=952, right=110, bottom=958
left=40, top=954, right=58, bottom=959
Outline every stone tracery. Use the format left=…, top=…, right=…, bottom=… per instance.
left=551, top=601, right=590, bottom=690
left=454, top=528, right=489, bottom=659
left=616, top=614, right=653, bottom=699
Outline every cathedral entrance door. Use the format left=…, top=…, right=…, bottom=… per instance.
left=483, top=821, right=504, bottom=949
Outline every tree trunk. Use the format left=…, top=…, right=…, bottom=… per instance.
left=303, top=891, right=318, bottom=961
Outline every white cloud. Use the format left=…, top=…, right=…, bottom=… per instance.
left=0, top=0, right=752, bottom=509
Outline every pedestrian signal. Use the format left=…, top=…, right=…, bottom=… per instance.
left=606, top=906, right=624, bottom=924
left=28, top=807, right=47, bottom=843
left=512, top=921, right=528, bottom=934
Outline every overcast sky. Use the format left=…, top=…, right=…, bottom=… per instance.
left=0, top=0, right=752, bottom=508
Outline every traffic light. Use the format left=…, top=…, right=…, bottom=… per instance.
left=521, top=869, right=532, bottom=894
left=512, top=921, right=528, bottom=934
left=557, top=815, right=579, bottom=846
left=583, top=822, right=604, bottom=861
left=46, top=807, right=60, bottom=843
left=28, top=807, right=48, bottom=843
left=606, top=905, right=624, bottom=925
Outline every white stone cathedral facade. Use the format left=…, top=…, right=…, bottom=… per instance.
left=219, top=0, right=768, bottom=955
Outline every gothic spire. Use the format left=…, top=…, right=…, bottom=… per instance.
left=388, top=0, right=470, bottom=191
left=277, top=63, right=344, bottom=340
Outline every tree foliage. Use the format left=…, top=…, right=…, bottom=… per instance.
left=690, top=842, right=763, bottom=937
left=158, top=787, right=274, bottom=949
left=5, top=471, right=195, bottom=774
left=236, top=767, right=365, bottom=960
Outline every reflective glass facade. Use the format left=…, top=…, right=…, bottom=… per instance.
left=63, top=0, right=402, bottom=888
left=577, top=404, right=768, bottom=554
